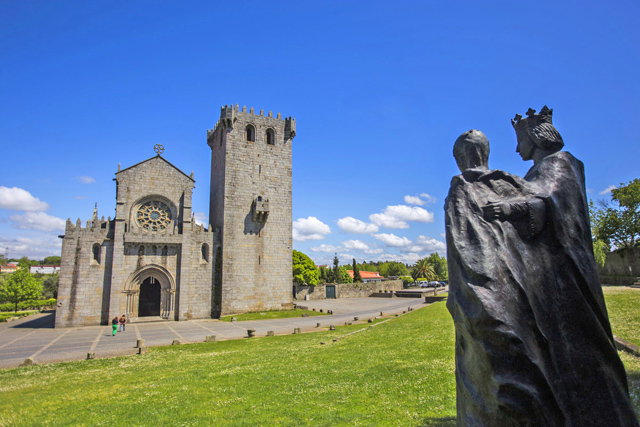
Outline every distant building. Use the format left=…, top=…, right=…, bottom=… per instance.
left=347, top=270, right=384, bottom=283
left=30, top=265, right=61, bottom=275
left=0, top=264, right=18, bottom=274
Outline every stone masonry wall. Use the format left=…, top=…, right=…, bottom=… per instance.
left=209, top=105, right=294, bottom=316
left=598, top=248, right=640, bottom=286
left=56, top=220, right=113, bottom=327
left=293, top=280, right=404, bottom=301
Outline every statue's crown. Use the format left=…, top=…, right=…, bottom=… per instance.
left=511, top=106, right=553, bottom=132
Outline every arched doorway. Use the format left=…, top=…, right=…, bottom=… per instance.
left=123, top=264, right=176, bottom=321
left=138, top=277, right=161, bottom=317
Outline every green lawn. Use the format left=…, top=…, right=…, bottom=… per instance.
left=0, top=310, right=39, bottom=323
left=0, top=302, right=457, bottom=426
left=603, top=286, right=640, bottom=346
left=2, top=289, right=640, bottom=426
left=219, top=308, right=329, bottom=322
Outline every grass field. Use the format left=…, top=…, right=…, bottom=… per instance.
left=0, top=311, right=38, bottom=323
left=1, top=288, right=639, bottom=426
left=219, top=308, right=329, bottom=322
left=603, top=286, right=640, bottom=346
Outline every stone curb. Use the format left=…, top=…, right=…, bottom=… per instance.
left=614, top=335, right=640, bottom=357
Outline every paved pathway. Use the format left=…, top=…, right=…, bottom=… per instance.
left=0, top=296, right=440, bottom=369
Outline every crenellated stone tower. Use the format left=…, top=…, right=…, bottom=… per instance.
left=207, top=104, right=295, bottom=316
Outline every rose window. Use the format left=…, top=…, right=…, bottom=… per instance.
left=137, top=201, right=172, bottom=231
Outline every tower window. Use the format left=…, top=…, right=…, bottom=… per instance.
left=266, top=128, right=275, bottom=145
left=246, top=125, right=256, bottom=142
left=202, top=243, right=209, bottom=262
left=92, top=243, right=101, bottom=264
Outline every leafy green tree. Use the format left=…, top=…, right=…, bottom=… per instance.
left=352, top=259, right=362, bottom=283
left=412, top=258, right=437, bottom=282
left=42, top=256, right=61, bottom=265
left=384, top=262, right=408, bottom=277
left=0, top=268, right=42, bottom=312
left=42, top=273, right=59, bottom=299
left=425, top=253, right=448, bottom=281
left=292, top=250, right=319, bottom=286
left=589, top=200, right=610, bottom=267
left=331, top=254, right=340, bottom=284
left=18, top=256, right=39, bottom=268
left=0, top=254, right=6, bottom=265
left=338, top=266, right=353, bottom=284
left=593, top=179, right=640, bottom=250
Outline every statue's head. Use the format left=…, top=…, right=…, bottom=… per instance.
left=512, top=106, right=564, bottom=161
left=454, top=129, right=490, bottom=172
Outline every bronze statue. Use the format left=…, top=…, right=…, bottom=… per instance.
left=445, top=108, right=638, bottom=426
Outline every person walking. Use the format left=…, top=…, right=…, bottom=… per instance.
left=119, top=314, right=126, bottom=332
left=111, top=316, right=119, bottom=336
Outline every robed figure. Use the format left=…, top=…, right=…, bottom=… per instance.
left=445, top=109, right=638, bottom=426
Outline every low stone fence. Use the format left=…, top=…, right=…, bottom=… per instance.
left=597, top=248, right=640, bottom=286
left=293, top=280, right=403, bottom=301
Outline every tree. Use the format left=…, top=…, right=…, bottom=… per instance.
left=385, top=262, right=409, bottom=277
left=593, top=179, right=640, bottom=250
left=352, top=259, right=362, bottom=283
left=425, top=253, right=448, bottom=281
left=412, top=258, right=437, bottom=282
left=589, top=200, right=610, bottom=267
left=331, top=254, right=340, bottom=284
left=338, top=266, right=353, bottom=284
left=42, top=256, right=61, bottom=265
left=0, top=268, right=42, bottom=312
left=292, top=250, right=319, bottom=286
left=42, top=273, right=59, bottom=299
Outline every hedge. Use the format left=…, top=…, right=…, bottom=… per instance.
left=0, top=298, right=57, bottom=312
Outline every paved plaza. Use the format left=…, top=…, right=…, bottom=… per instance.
left=0, top=296, right=440, bottom=369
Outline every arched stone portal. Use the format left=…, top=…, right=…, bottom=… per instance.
left=123, top=264, right=176, bottom=320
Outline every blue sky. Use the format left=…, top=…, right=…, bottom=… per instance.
left=1, top=1, right=639, bottom=265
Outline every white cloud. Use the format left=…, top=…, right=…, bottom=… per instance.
left=420, top=193, right=437, bottom=204
left=193, top=212, right=208, bottom=226
left=341, top=239, right=370, bottom=251
left=370, top=205, right=434, bottom=229
left=9, top=212, right=66, bottom=232
left=373, top=233, right=412, bottom=248
left=310, top=244, right=341, bottom=253
left=0, top=235, right=62, bottom=260
left=0, top=186, right=50, bottom=211
left=404, top=195, right=426, bottom=206
left=599, top=185, right=616, bottom=195
left=74, top=195, right=88, bottom=200
left=75, top=176, right=96, bottom=184
left=337, top=217, right=379, bottom=234
left=292, top=217, right=331, bottom=241
left=415, top=235, right=446, bottom=251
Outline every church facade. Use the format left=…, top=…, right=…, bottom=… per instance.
left=55, top=105, right=295, bottom=327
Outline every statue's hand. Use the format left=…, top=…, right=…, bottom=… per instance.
left=482, top=201, right=511, bottom=221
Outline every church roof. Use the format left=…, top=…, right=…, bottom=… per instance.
left=115, top=155, right=195, bottom=182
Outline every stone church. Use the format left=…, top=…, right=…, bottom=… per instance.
left=55, top=105, right=296, bottom=327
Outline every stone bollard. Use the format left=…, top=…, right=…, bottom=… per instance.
left=172, top=339, right=181, bottom=345
left=354, top=316, right=359, bottom=321
left=316, top=322, right=321, bottom=328
left=87, top=353, right=95, bottom=360
left=247, top=329, right=256, bottom=338
left=368, top=319, right=373, bottom=323
left=138, top=347, right=147, bottom=355
left=136, top=339, right=145, bottom=348
left=20, top=358, right=35, bottom=367
left=266, top=330, right=275, bottom=336
left=329, top=325, right=335, bottom=330
left=293, top=328, right=301, bottom=334
left=231, top=317, right=237, bottom=322
left=380, top=311, right=384, bottom=316
left=205, top=335, right=216, bottom=343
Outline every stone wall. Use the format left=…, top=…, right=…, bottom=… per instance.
left=598, top=248, right=640, bottom=286
left=208, top=105, right=294, bottom=316
left=293, top=280, right=404, bottom=300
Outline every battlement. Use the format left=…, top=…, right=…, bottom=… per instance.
left=208, top=104, right=295, bottom=139
left=65, top=217, right=114, bottom=235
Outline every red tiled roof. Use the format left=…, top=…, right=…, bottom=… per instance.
left=347, top=270, right=382, bottom=279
